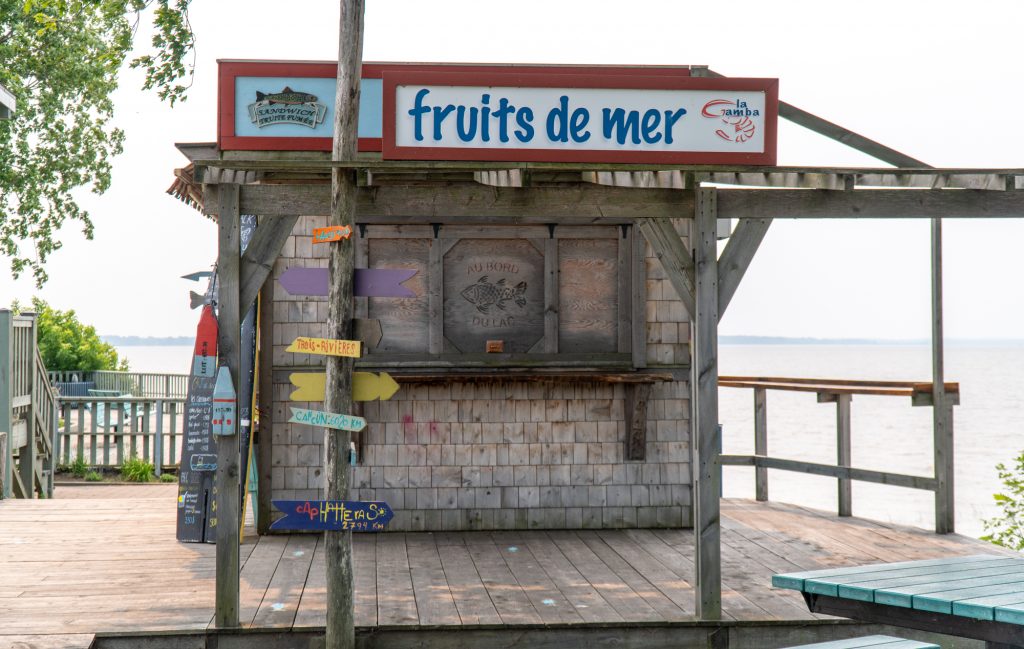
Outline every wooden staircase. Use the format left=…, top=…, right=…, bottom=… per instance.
left=0, top=310, right=57, bottom=499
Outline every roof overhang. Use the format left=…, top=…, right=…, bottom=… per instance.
left=0, top=83, right=15, bottom=119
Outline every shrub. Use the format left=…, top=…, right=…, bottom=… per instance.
left=64, top=457, right=88, bottom=478
left=84, top=471, right=103, bottom=482
left=982, top=451, right=1024, bottom=551
left=159, top=472, right=177, bottom=483
left=12, top=298, right=128, bottom=372
left=120, top=456, right=154, bottom=483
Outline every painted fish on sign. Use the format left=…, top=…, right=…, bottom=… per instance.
left=312, top=225, right=353, bottom=244
left=271, top=499, right=394, bottom=532
left=288, top=407, right=366, bottom=432
left=285, top=336, right=361, bottom=358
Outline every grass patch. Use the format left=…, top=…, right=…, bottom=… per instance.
left=120, top=456, right=155, bottom=483
left=84, top=470, right=104, bottom=482
left=159, top=472, right=177, bottom=483
left=65, top=457, right=88, bottom=478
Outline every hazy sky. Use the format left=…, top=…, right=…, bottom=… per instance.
left=4, top=0, right=1024, bottom=340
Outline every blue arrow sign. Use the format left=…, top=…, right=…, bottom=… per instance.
left=270, top=499, right=394, bottom=532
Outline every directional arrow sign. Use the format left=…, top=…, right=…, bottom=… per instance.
left=270, top=499, right=394, bottom=532
left=289, top=372, right=400, bottom=402
left=286, top=337, right=361, bottom=358
left=279, top=268, right=417, bottom=298
left=182, top=271, right=213, bottom=282
left=288, top=407, right=366, bottom=432
left=312, top=225, right=352, bottom=244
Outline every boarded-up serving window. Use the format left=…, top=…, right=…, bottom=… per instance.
left=356, top=225, right=642, bottom=367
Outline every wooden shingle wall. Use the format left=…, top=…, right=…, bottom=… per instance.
left=268, top=215, right=691, bottom=530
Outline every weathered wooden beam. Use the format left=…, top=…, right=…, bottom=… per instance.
left=256, top=275, right=275, bottom=536
left=720, top=454, right=937, bottom=491
left=624, top=383, right=651, bottom=461
left=717, top=189, right=1024, bottom=219
left=214, top=184, right=241, bottom=629
left=637, top=218, right=696, bottom=317
left=239, top=215, right=300, bottom=316
left=226, top=184, right=694, bottom=220
left=753, top=387, right=767, bottom=502
left=932, top=217, right=954, bottom=534
left=692, top=187, right=721, bottom=621
left=717, top=218, right=771, bottom=319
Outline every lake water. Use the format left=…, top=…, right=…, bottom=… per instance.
left=115, top=343, right=1022, bottom=539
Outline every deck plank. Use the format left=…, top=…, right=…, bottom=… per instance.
left=435, top=542, right=502, bottom=624
left=375, top=533, right=419, bottom=625
left=406, top=533, right=461, bottom=625
left=250, top=534, right=317, bottom=629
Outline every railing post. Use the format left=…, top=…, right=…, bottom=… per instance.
left=836, top=393, right=853, bottom=517
left=18, top=314, right=37, bottom=497
left=753, top=387, right=768, bottom=502
left=154, top=400, right=164, bottom=477
left=0, top=309, right=11, bottom=499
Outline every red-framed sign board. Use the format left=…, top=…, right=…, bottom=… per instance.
left=218, top=60, right=777, bottom=165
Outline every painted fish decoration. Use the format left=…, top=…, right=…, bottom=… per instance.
left=460, top=276, right=527, bottom=314
left=255, top=87, right=318, bottom=105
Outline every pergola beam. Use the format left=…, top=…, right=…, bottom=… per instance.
left=717, top=189, right=1024, bottom=220
left=717, top=218, right=772, bottom=319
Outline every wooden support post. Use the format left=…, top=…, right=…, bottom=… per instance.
left=256, top=275, right=275, bottom=535
left=836, top=393, right=852, bottom=517
left=20, top=314, right=36, bottom=496
left=0, top=309, right=11, bottom=499
left=215, top=184, right=241, bottom=628
left=326, top=3, right=364, bottom=649
left=624, top=383, right=651, bottom=461
left=693, top=187, right=721, bottom=620
left=931, top=217, right=954, bottom=534
left=154, top=400, right=164, bottom=477
left=753, top=387, right=767, bottom=502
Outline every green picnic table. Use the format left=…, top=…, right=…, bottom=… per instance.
left=774, top=555, right=1024, bottom=648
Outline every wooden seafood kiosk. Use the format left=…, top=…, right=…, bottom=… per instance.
left=180, top=60, right=781, bottom=538
left=170, top=56, right=1024, bottom=629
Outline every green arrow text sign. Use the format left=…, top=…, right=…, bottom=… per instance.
left=289, top=407, right=367, bottom=432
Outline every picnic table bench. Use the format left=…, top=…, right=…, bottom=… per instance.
left=783, top=636, right=938, bottom=649
left=775, top=555, right=1024, bottom=648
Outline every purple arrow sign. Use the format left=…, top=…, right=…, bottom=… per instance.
left=279, top=268, right=417, bottom=298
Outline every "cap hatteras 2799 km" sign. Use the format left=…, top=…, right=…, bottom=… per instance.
left=383, top=71, right=778, bottom=165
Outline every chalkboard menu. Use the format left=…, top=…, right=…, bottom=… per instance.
left=176, top=303, right=218, bottom=543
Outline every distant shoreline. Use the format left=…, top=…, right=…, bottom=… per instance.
left=102, top=335, right=192, bottom=346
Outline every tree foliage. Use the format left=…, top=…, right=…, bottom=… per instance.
left=0, top=0, right=194, bottom=286
left=13, top=297, right=128, bottom=372
left=982, top=451, right=1024, bottom=551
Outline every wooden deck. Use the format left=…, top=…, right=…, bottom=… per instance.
left=0, top=485, right=1011, bottom=648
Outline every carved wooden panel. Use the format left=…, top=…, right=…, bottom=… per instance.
left=443, top=239, right=544, bottom=353
left=559, top=238, right=619, bottom=353
left=367, top=238, right=430, bottom=353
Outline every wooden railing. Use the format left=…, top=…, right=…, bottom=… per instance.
left=718, top=375, right=958, bottom=532
left=48, top=370, right=189, bottom=399
left=55, top=397, right=188, bottom=474
left=0, top=310, right=58, bottom=499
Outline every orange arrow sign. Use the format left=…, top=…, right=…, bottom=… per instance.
left=312, top=225, right=353, bottom=244
left=289, top=372, right=400, bottom=402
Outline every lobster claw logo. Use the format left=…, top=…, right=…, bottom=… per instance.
left=701, top=99, right=760, bottom=143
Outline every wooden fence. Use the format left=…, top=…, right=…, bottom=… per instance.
left=718, top=375, right=958, bottom=533
left=49, top=370, right=189, bottom=399
left=55, top=397, right=188, bottom=474
left=0, top=310, right=58, bottom=499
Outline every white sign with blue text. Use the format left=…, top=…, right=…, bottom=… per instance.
left=387, top=79, right=777, bottom=164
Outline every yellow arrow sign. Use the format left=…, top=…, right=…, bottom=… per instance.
left=285, top=337, right=361, bottom=358
left=289, top=372, right=400, bottom=402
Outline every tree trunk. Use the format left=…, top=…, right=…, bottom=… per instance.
left=325, top=2, right=364, bottom=649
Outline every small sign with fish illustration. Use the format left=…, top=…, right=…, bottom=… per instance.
left=248, top=86, right=327, bottom=129
left=460, top=276, right=527, bottom=314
